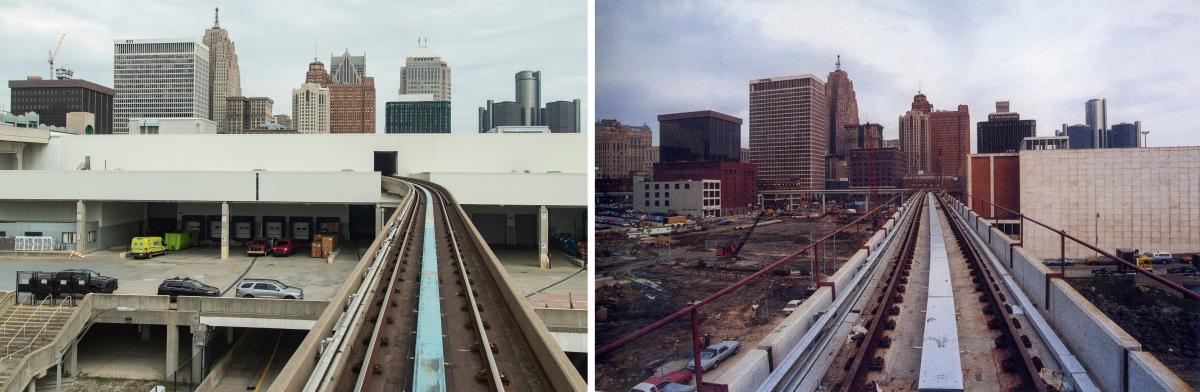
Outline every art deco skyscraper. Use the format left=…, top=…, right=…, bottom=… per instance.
left=203, top=8, right=242, bottom=132
left=112, top=38, right=210, bottom=134
left=292, top=81, right=330, bottom=134
left=400, top=43, right=451, bottom=101
left=317, top=50, right=376, bottom=133
left=899, top=92, right=932, bottom=175
left=826, top=56, right=859, bottom=156
left=749, top=74, right=829, bottom=190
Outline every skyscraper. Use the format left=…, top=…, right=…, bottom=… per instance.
left=595, top=119, right=654, bottom=179
left=321, top=50, right=376, bottom=133
left=386, top=94, right=450, bottom=133
left=658, top=110, right=742, bottom=163
left=399, top=43, right=451, bottom=101
left=977, top=101, right=1036, bottom=153
left=1086, top=98, right=1107, bottom=148
left=899, top=92, right=932, bottom=175
left=840, top=123, right=883, bottom=151
left=113, top=38, right=210, bottom=134
left=292, top=82, right=329, bottom=133
left=826, top=56, right=860, bottom=156
left=749, top=74, right=828, bottom=190
left=516, top=70, right=541, bottom=126
left=543, top=99, right=580, bottom=133
left=478, top=100, right=522, bottom=132
left=928, top=104, right=970, bottom=181
left=1061, top=123, right=1094, bottom=149
left=203, top=7, right=242, bottom=132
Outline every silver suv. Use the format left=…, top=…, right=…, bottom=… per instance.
left=235, top=279, right=304, bottom=300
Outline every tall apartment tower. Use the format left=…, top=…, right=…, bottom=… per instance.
left=399, top=44, right=451, bottom=101
left=749, top=74, right=828, bottom=190
left=515, top=70, right=541, bottom=125
left=203, top=8, right=242, bottom=132
left=826, top=56, right=860, bottom=156
left=292, top=82, right=330, bottom=133
left=928, top=104, right=970, bottom=181
left=113, top=38, right=210, bottom=134
left=319, top=50, right=376, bottom=133
left=898, top=92, right=932, bottom=175
left=1085, top=98, right=1107, bottom=148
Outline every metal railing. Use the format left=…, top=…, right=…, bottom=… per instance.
left=960, top=193, right=1200, bottom=301
left=597, top=193, right=907, bottom=387
left=0, top=298, right=71, bottom=363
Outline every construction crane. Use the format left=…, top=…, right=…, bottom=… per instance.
left=48, top=33, right=66, bottom=79
left=715, top=209, right=767, bottom=259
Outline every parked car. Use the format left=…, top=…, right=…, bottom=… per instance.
left=1044, top=258, right=1074, bottom=267
left=1166, top=266, right=1198, bottom=275
left=235, top=278, right=304, bottom=299
left=157, top=277, right=220, bottom=299
left=271, top=239, right=295, bottom=257
left=630, top=371, right=695, bottom=392
left=685, top=341, right=740, bottom=372
left=1149, top=252, right=1174, bottom=264
left=59, top=269, right=118, bottom=294
left=130, top=236, right=167, bottom=259
left=247, top=238, right=274, bottom=257
left=781, top=299, right=803, bottom=314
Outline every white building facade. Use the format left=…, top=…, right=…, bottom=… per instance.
left=292, top=83, right=330, bottom=133
left=113, top=38, right=211, bottom=134
left=127, top=118, right=218, bottom=134
left=399, top=47, right=451, bottom=101
left=632, top=178, right=721, bottom=217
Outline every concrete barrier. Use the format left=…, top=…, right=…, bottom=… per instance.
left=177, top=297, right=328, bottom=319
left=711, top=348, right=770, bottom=392
left=756, top=288, right=833, bottom=368
left=1128, top=351, right=1193, bottom=392
left=1047, top=279, right=1142, bottom=392
left=830, top=251, right=867, bottom=295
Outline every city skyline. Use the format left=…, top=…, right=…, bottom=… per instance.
left=0, top=0, right=586, bottom=133
left=598, top=0, right=1200, bottom=148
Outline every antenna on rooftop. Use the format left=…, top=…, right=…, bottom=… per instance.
left=836, top=54, right=841, bottom=70
left=213, top=7, right=220, bottom=28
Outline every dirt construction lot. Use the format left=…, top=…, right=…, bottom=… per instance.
left=596, top=212, right=881, bottom=391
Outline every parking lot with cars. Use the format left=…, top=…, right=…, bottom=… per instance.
left=0, top=245, right=360, bottom=301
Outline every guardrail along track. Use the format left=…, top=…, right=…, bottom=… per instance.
left=835, top=193, right=924, bottom=391
left=316, top=179, right=557, bottom=391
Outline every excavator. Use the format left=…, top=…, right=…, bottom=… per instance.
left=714, top=209, right=766, bottom=259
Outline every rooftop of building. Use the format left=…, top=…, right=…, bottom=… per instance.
left=657, top=110, right=742, bottom=124
left=8, top=78, right=115, bottom=96
left=750, top=73, right=823, bottom=84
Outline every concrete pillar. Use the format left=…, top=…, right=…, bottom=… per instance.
left=14, top=143, right=23, bottom=170
left=375, top=204, right=383, bottom=236
left=538, top=206, right=549, bottom=269
left=506, top=213, right=516, bottom=246
left=191, top=326, right=207, bottom=384
left=165, top=324, right=178, bottom=380
left=226, top=328, right=234, bottom=345
left=63, top=341, right=78, bottom=376
left=220, top=202, right=230, bottom=260
left=75, top=200, right=86, bottom=253
left=139, top=324, right=151, bottom=341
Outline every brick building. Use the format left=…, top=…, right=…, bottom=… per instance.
left=8, top=78, right=114, bottom=134
left=929, top=104, right=970, bottom=191
left=967, top=153, right=1019, bottom=219
left=653, top=161, right=756, bottom=216
left=848, top=147, right=905, bottom=188
left=303, top=52, right=375, bottom=133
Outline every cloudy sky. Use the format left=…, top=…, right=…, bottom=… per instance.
left=0, top=0, right=586, bottom=133
left=599, top=0, right=1200, bottom=149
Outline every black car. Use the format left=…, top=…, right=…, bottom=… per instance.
left=59, top=269, right=118, bottom=294
left=1166, top=267, right=1198, bottom=275
left=157, top=277, right=221, bottom=299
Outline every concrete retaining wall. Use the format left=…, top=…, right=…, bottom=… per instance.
left=712, top=349, right=770, bottom=392
left=755, top=287, right=833, bottom=369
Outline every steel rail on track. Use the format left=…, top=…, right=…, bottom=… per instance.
left=935, top=194, right=1048, bottom=392
left=756, top=192, right=924, bottom=392
left=351, top=188, right=426, bottom=390
left=304, top=182, right=419, bottom=391
left=838, top=195, right=923, bottom=391
left=432, top=187, right=506, bottom=390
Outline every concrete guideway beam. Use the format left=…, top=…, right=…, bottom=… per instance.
left=220, top=201, right=229, bottom=260
left=539, top=205, right=549, bottom=269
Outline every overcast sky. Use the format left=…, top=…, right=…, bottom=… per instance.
left=599, top=0, right=1200, bottom=149
left=0, top=0, right=586, bottom=133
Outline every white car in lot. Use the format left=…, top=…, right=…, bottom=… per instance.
left=685, top=341, right=740, bottom=372
left=781, top=299, right=802, bottom=314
